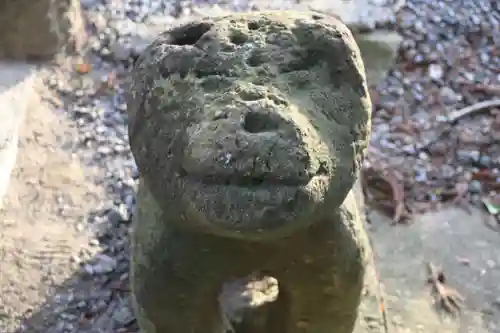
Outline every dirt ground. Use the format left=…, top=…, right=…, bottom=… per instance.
left=368, top=207, right=500, bottom=333
left=0, top=71, right=105, bottom=332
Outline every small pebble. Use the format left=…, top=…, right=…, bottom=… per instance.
left=469, top=180, right=483, bottom=194
left=428, top=63, right=444, bottom=81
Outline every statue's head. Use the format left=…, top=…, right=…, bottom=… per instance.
left=127, top=11, right=372, bottom=241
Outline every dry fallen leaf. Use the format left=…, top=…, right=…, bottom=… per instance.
left=75, top=63, right=92, bottom=74
left=363, top=165, right=408, bottom=224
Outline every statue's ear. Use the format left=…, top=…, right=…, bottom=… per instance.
left=353, top=30, right=402, bottom=86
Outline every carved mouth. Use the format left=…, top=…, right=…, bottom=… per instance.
left=174, top=118, right=334, bottom=239
left=178, top=169, right=314, bottom=187
left=177, top=172, right=330, bottom=241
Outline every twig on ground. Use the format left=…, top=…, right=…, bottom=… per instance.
left=462, top=83, right=500, bottom=96
left=384, top=169, right=406, bottom=223
left=426, top=262, right=464, bottom=315
left=365, top=234, right=391, bottom=333
left=451, top=182, right=471, bottom=214
left=483, top=214, right=500, bottom=232
left=418, top=99, right=500, bottom=154
left=447, top=99, right=500, bottom=123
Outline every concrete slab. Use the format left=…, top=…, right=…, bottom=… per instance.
left=355, top=30, right=402, bottom=86
left=367, top=207, right=500, bottom=333
left=0, top=61, right=37, bottom=205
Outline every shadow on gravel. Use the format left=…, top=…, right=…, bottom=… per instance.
left=4, top=63, right=141, bottom=333
left=16, top=221, right=138, bottom=333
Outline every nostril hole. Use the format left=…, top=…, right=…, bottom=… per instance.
left=229, top=31, right=249, bottom=45
left=247, top=21, right=259, bottom=30
left=242, top=112, right=280, bottom=133
left=169, top=22, right=213, bottom=45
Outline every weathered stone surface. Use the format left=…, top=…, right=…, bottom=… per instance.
left=131, top=178, right=372, bottom=333
left=0, top=61, right=36, bottom=207
left=127, top=10, right=372, bottom=240
left=127, top=10, right=376, bottom=333
left=0, top=0, right=86, bottom=60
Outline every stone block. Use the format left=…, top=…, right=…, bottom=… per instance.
left=0, top=0, right=86, bottom=60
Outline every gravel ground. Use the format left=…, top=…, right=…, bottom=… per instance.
left=16, top=0, right=500, bottom=332
left=367, top=0, right=500, bottom=220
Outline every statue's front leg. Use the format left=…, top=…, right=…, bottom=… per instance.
left=276, top=191, right=368, bottom=333
left=131, top=182, right=224, bottom=333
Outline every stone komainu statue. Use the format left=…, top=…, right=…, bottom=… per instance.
left=126, top=10, right=374, bottom=333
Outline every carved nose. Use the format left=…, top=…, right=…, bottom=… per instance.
left=242, top=111, right=282, bottom=134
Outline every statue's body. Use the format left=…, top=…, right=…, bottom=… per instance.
left=126, top=10, right=374, bottom=333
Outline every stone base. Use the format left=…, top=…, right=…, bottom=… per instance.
left=0, top=0, right=87, bottom=60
